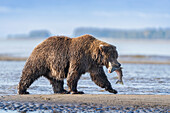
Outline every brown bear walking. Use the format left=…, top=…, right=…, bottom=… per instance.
left=18, top=34, right=121, bottom=94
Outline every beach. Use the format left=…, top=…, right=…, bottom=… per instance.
left=0, top=94, right=169, bottom=112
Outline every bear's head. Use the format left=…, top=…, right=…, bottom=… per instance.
left=93, top=44, right=121, bottom=73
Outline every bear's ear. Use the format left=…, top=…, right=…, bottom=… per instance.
left=99, top=44, right=107, bottom=52
left=113, top=45, right=117, bottom=49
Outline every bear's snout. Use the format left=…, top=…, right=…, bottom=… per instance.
left=108, top=62, right=121, bottom=73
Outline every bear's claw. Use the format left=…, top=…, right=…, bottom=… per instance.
left=107, top=89, right=118, bottom=94
left=54, top=90, right=70, bottom=94
left=70, top=91, right=84, bottom=94
left=18, top=91, right=30, bottom=95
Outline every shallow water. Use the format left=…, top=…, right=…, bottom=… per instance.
left=0, top=61, right=169, bottom=95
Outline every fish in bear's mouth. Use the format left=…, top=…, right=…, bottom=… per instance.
left=108, top=62, right=124, bottom=85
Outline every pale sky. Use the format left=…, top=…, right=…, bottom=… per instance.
left=0, top=0, right=170, bottom=37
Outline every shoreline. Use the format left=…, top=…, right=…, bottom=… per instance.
left=0, top=56, right=27, bottom=61
left=0, top=55, right=170, bottom=64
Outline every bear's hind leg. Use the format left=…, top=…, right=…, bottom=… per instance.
left=18, top=73, right=40, bottom=94
left=44, top=76, right=69, bottom=94
left=89, top=66, right=117, bottom=94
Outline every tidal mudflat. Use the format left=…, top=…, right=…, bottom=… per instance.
left=0, top=60, right=169, bottom=112
left=0, top=61, right=170, bottom=95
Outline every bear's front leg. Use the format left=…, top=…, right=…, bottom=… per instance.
left=67, top=71, right=84, bottom=94
left=89, top=66, right=117, bottom=94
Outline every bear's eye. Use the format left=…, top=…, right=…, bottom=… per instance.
left=115, top=51, right=118, bottom=58
left=109, top=50, right=118, bottom=59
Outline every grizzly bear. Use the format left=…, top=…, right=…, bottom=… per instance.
left=18, top=34, right=121, bottom=94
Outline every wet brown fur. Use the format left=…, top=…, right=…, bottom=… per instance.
left=18, top=34, right=119, bottom=94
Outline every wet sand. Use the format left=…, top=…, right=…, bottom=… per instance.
left=0, top=94, right=169, bottom=112
left=0, top=56, right=27, bottom=61
left=1, top=94, right=170, bottom=106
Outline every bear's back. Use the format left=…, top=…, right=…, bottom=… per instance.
left=44, top=36, right=71, bottom=47
left=33, top=36, right=71, bottom=53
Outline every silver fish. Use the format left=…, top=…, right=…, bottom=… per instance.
left=115, top=67, right=124, bottom=85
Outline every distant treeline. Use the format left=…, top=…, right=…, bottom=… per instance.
left=8, top=30, right=51, bottom=39
left=73, top=27, right=170, bottom=39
